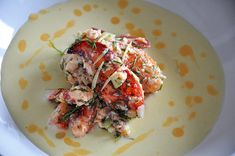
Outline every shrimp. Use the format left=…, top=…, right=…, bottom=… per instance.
left=48, top=102, right=71, bottom=129
left=48, top=85, right=94, bottom=106
left=69, top=105, right=97, bottom=137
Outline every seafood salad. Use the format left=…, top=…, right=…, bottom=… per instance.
left=48, top=28, right=166, bottom=139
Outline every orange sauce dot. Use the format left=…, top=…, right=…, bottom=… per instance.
left=40, top=33, right=50, bottom=41
left=188, top=112, right=197, bottom=120
left=73, top=149, right=91, bottom=155
left=158, top=63, right=165, bottom=70
left=18, top=40, right=26, bottom=53
left=66, top=20, right=75, bottom=28
left=172, top=127, right=184, bottom=137
left=152, top=29, right=162, bottom=36
left=129, top=28, right=145, bottom=37
left=179, top=45, right=197, bottom=65
left=26, top=124, right=37, bottom=133
left=74, top=9, right=82, bottom=16
left=176, top=62, right=189, bottom=77
left=155, top=42, right=165, bottom=50
left=21, top=100, right=29, bottom=110
left=185, top=81, right=194, bottom=89
left=168, top=100, right=175, bottom=107
left=194, top=96, right=203, bottom=103
left=39, top=63, right=52, bottom=81
left=28, top=13, right=38, bottom=21
left=39, top=9, right=48, bottom=14
left=118, top=0, right=128, bottom=9
left=180, top=45, right=193, bottom=56
left=154, top=19, right=162, bottom=25
left=19, top=64, right=25, bottom=68
left=64, top=137, right=80, bottom=147
left=131, top=7, right=141, bottom=14
left=111, top=16, right=120, bottom=24
left=19, top=78, right=28, bottom=90
left=42, top=71, right=52, bottom=81
left=39, top=63, right=46, bottom=70
left=56, top=131, right=66, bottom=139
left=171, top=32, right=177, bottom=37
left=54, top=28, right=66, bottom=39
left=162, top=117, right=178, bottom=127
left=83, top=4, right=92, bottom=12
left=37, top=127, right=55, bottom=147
left=125, top=22, right=135, bottom=30
left=185, top=96, right=193, bottom=107
left=64, top=153, right=76, bottom=156
left=113, top=129, right=154, bottom=155
left=207, top=85, right=218, bottom=96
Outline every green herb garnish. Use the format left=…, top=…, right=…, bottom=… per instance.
left=49, top=40, right=64, bottom=56
left=114, top=132, right=121, bottom=142
left=113, top=41, right=118, bottom=50
left=86, top=39, right=97, bottom=49
left=79, top=88, right=88, bottom=92
left=60, top=106, right=80, bottom=121
left=113, top=60, right=122, bottom=65
left=77, top=99, right=87, bottom=103
left=60, top=94, right=98, bottom=121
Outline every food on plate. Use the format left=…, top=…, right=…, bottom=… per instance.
left=48, top=28, right=166, bottom=138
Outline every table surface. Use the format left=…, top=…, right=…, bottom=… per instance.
left=0, top=0, right=235, bottom=156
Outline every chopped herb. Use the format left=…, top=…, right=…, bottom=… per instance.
left=116, top=89, right=121, bottom=96
left=127, top=137, right=134, bottom=140
left=142, top=61, right=145, bottom=67
left=60, top=106, right=80, bottom=121
left=75, top=36, right=82, bottom=43
left=61, top=97, right=97, bottom=121
left=102, top=63, right=108, bottom=70
left=113, top=57, right=123, bottom=65
left=102, top=118, right=112, bottom=129
left=114, top=134, right=121, bottom=141
left=145, top=69, right=151, bottom=74
left=113, top=41, right=118, bottom=50
left=152, top=65, right=156, bottom=70
left=113, top=60, right=122, bottom=65
left=86, top=39, right=97, bottom=49
left=79, top=88, right=88, bottom=92
left=60, top=58, right=65, bottom=70
left=159, top=84, right=163, bottom=90
left=152, top=75, right=159, bottom=79
left=77, top=99, right=87, bottom=103
left=134, top=70, right=144, bottom=79
left=65, top=70, right=73, bottom=76
left=49, top=40, right=64, bottom=56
